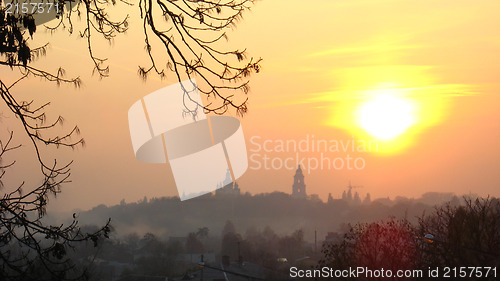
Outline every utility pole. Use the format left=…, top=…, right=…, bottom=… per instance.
left=314, top=230, right=317, bottom=254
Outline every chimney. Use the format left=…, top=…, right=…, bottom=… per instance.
left=222, top=255, right=230, bottom=266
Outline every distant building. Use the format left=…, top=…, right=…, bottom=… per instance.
left=328, top=193, right=334, bottom=203
left=216, top=169, right=241, bottom=196
left=292, top=165, right=307, bottom=199
left=363, top=193, right=372, bottom=204
left=341, top=181, right=364, bottom=205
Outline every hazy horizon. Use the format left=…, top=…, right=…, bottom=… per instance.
left=1, top=0, right=499, bottom=212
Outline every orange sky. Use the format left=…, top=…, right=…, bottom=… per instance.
left=1, top=0, right=499, bottom=211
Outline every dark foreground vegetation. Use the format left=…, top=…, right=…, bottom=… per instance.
left=34, top=193, right=498, bottom=280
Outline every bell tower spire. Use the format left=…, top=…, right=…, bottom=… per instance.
left=292, top=165, right=306, bottom=198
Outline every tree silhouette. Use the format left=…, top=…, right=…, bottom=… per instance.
left=320, top=219, right=418, bottom=281
left=320, top=197, right=500, bottom=281
left=221, top=232, right=242, bottom=259
left=222, top=219, right=237, bottom=237
left=185, top=232, right=204, bottom=254
left=138, top=0, right=261, bottom=115
left=196, top=226, right=209, bottom=239
left=1, top=1, right=259, bottom=280
left=417, top=197, right=500, bottom=272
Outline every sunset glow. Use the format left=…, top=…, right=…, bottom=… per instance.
left=358, top=93, right=417, bottom=140
left=4, top=0, right=496, bottom=210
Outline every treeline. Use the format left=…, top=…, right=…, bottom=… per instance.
left=77, top=195, right=498, bottom=280
left=64, top=191, right=460, bottom=242
left=75, top=221, right=311, bottom=280
left=319, top=197, right=500, bottom=281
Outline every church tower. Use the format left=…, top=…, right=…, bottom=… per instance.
left=292, top=165, right=307, bottom=198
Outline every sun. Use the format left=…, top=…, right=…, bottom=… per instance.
left=358, top=94, right=417, bottom=140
